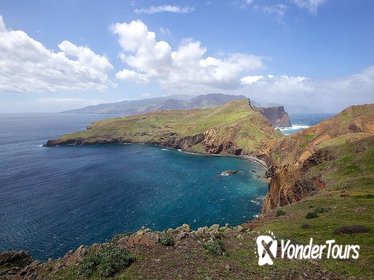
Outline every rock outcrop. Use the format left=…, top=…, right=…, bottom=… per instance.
left=257, top=106, right=291, bottom=127
left=221, top=170, right=240, bottom=176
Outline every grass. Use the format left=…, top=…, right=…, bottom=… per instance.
left=33, top=103, right=374, bottom=279
left=53, top=100, right=280, bottom=154
left=257, top=135, right=374, bottom=279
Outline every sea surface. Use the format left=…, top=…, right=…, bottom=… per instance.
left=0, top=113, right=269, bottom=260
left=279, top=113, right=334, bottom=135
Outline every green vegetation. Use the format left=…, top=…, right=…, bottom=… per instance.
left=50, top=100, right=280, bottom=154
left=111, top=232, right=132, bottom=242
left=276, top=209, right=286, bottom=216
left=203, top=240, right=225, bottom=256
left=78, top=247, right=135, bottom=278
left=159, top=233, right=174, bottom=246
left=305, top=211, right=319, bottom=219
left=334, top=225, right=369, bottom=235
left=14, top=103, right=374, bottom=280
left=257, top=135, right=374, bottom=279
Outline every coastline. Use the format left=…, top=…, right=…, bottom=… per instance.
left=45, top=141, right=271, bottom=171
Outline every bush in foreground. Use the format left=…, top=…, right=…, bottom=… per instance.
left=203, top=240, right=225, bottom=256
left=79, top=246, right=135, bottom=278
left=334, top=225, right=369, bottom=235
left=276, top=209, right=286, bottom=217
left=305, top=212, right=319, bottom=219
left=159, top=233, right=174, bottom=246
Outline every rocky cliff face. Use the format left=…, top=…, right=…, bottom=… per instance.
left=262, top=104, right=374, bottom=212
left=257, top=106, right=292, bottom=127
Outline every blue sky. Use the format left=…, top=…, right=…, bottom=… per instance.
left=0, top=0, right=373, bottom=112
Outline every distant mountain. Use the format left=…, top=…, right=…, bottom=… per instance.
left=63, top=94, right=247, bottom=115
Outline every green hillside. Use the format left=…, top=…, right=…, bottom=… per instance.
left=48, top=100, right=281, bottom=155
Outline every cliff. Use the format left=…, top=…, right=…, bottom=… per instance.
left=256, top=106, right=292, bottom=127
left=262, top=104, right=374, bottom=212
left=47, top=99, right=281, bottom=156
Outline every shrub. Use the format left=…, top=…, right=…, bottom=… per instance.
left=301, top=223, right=311, bottom=229
left=203, top=240, right=225, bottom=256
left=334, top=225, right=369, bottom=235
left=79, top=246, right=135, bottom=278
left=305, top=212, right=319, bottom=219
left=159, top=233, right=174, bottom=246
left=276, top=209, right=286, bottom=217
left=313, top=207, right=330, bottom=214
left=79, top=254, right=99, bottom=278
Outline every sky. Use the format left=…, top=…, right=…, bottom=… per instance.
left=0, top=0, right=373, bottom=113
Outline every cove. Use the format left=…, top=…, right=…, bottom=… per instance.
left=0, top=115, right=268, bottom=261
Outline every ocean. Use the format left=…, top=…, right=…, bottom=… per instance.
left=0, top=113, right=269, bottom=260
left=279, top=113, right=334, bottom=135
left=0, top=112, right=331, bottom=260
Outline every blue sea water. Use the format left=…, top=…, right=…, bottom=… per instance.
left=280, top=113, right=334, bottom=135
left=0, top=113, right=269, bottom=260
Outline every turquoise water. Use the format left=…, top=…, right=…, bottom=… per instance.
left=0, top=114, right=268, bottom=260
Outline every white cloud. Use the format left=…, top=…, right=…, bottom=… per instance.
left=243, top=1, right=288, bottom=22
left=111, top=20, right=264, bottom=92
left=259, top=4, right=288, bottom=22
left=115, top=69, right=149, bottom=83
left=241, top=67, right=374, bottom=112
left=140, top=92, right=151, bottom=98
left=240, top=75, right=264, bottom=85
left=243, top=0, right=327, bottom=18
left=38, top=97, right=100, bottom=105
left=134, top=5, right=194, bottom=15
left=0, top=16, right=114, bottom=93
left=291, top=0, right=327, bottom=14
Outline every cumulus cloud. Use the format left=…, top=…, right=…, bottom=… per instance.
left=0, top=16, right=113, bottom=93
left=111, top=20, right=263, bottom=92
left=134, top=5, right=194, bottom=15
left=291, top=0, right=327, bottom=14
left=241, top=74, right=312, bottom=91
left=240, top=67, right=374, bottom=112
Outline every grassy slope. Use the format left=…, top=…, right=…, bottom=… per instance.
left=269, top=104, right=374, bottom=166
left=258, top=135, right=374, bottom=278
left=55, top=100, right=280, bottom=154
left=42, top=140, right=374, bottom=279
left=38, top=106, right=374, bottom=280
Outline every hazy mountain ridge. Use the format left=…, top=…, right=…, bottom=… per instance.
left=63, top=94, right=247, bottom=115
